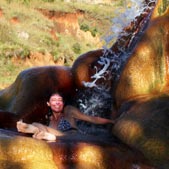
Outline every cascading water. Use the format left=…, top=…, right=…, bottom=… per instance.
left=75, top=87, right=113, bottom=136
left=83, top=0, right=157, bottom=88
left=75, top=0, right=157, bottom=135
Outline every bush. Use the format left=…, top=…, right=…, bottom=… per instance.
left=80, top=23, right=89, bottom=32
left=91, top=27, right=97, bottom=37
left=72, top=43, right=81, bottom=54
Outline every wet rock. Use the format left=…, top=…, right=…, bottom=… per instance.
left=0, top=131, right=57, bottom=169
left=0, top=1, right=168, bottom=169
left=0, top=66, right=74, bottom=127
left=0, top=129, right=155, bottom=169
left=112, top=3, right=169, bottom=168
left=115, top=14, right=169, bottom=107
left=113, top=95, right=169, bottom=169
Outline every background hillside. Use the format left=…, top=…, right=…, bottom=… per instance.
left=0, top=0, right=125, bottom=89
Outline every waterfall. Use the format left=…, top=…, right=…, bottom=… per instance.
left=75, top=0, right=157, bottom=135
left=83, top=0, right=157, bottom=90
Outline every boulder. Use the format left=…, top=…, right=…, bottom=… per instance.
left=0, top=129, right=155, bottom=169
left=112, top=1, right=169, bottom=168
left=0, top=66, right=74, bottom=127
left=0, top=1, right=168, bottom=169
left=115, top=13, right=169, bottom=107
left=113, top=95, right=169, bottom=168
left=0, top=130, right=57, bottom=169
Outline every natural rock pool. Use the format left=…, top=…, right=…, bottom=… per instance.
left=0, top=0, right=168, bottom=169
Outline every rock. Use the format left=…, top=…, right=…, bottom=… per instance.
left=0, top=129, right=155, bottom=169
left=112, top=2, right=169, bottom=168
left=0, top=1, right=168, bottom=169
left=113, top=95, right=169, bottom=169
left=115, top=13, right=169, bottom=107
left=0, top=66, right=74, bottom=127
left=72, top=49, right=104, bottom=88
left=0, top=131, right=57, bottom=169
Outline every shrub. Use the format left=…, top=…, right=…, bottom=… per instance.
left=80, top=23, right=89, bottom=32
left=91, top=27, right=98, bottom=37
left=72, top=43, right=81, bottom=54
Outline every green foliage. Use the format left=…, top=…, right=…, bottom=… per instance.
left=0, top=0, right=123, bottom=89
left=162, top=0, right=169, bottom=12
left=19, top=48, right=30, bottom=59
left=80, top=23, right=89, bottom=32
left=72, top=43, right=81, bottom=54
left=0, top=56, right=27, bottom=89
left=90, top=27, right=98, bottom=37
left=51, top=49, right=59, bottom=61
left=80, top=22, right=98, bottom=37
left=157, top=0, right=169, bottom=15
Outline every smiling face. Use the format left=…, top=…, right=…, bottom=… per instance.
left=47, top=93, right=64, bottom=113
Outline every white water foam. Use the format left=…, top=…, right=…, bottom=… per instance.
left=83, top=0, right=157, bottom=90
left=104, top=0, right=145, bottom=47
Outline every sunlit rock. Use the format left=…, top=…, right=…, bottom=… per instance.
left=115, top=9, right=169, bottom=106
left=113, top=2, right=169, bottom=168
left=0, top=0, right=168, bottom=169
left=0, top=66, right=74, bottom=127
left=113, top=95, right=169, bottom=168
left=0, top=130, right=155, bottom=169
left=0, top=134, right=57, bottom=169
left=151, top=0, right=169, bottom=18
left=71, top=49, right=104, bottom=88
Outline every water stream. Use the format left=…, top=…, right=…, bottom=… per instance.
left=75, top=0, right=157, bottom=135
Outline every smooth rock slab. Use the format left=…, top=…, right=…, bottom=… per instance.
left=113, top=95, right=169, bottom=169
left=0, top=129, right=155, bottom=169
left=0, top=134, right=57, bottom=169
